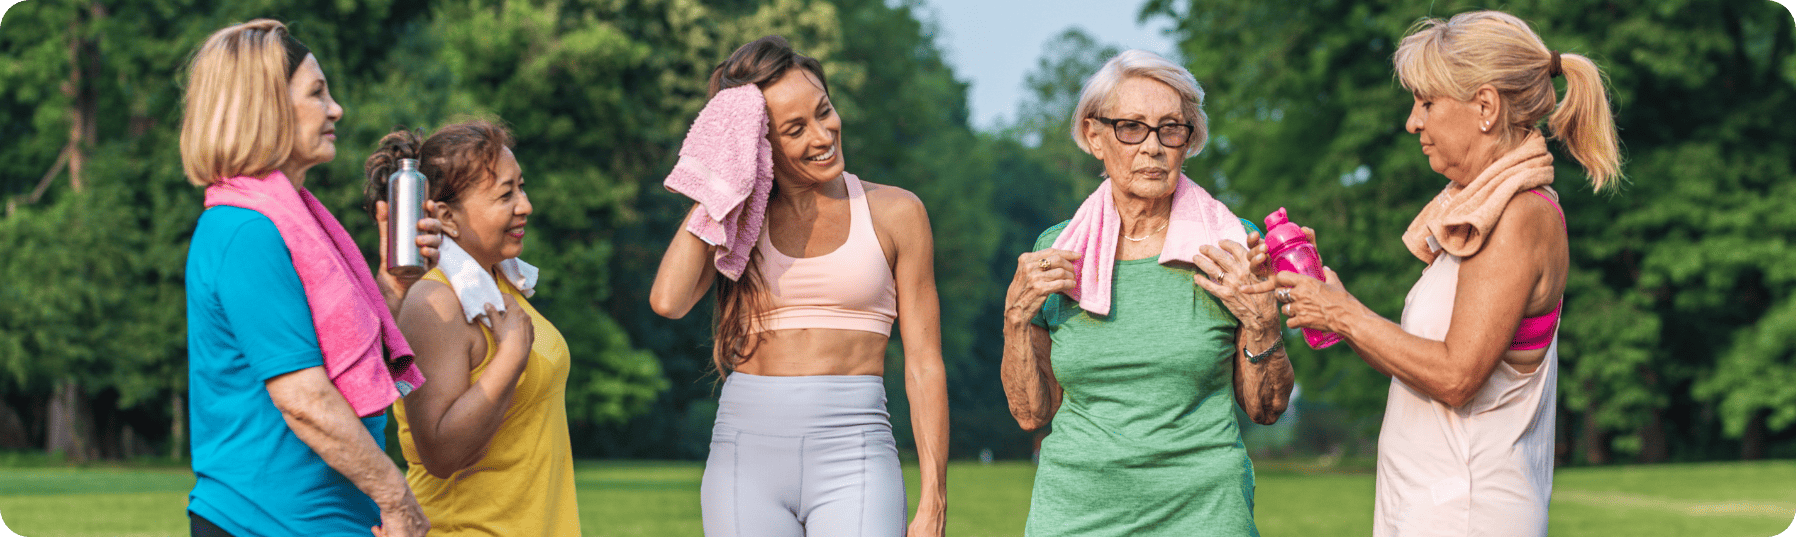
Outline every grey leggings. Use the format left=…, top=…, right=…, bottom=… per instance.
left=700, top=372, right=908, bottom=537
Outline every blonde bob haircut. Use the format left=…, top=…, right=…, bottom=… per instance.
left=1394, top=10, right=1622, bottom=191
left=1070, top=50, right=1208, bottom=156
left=180, top=19, right=303, bottom=187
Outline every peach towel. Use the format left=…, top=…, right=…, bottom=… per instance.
left=1403, top=132, right=1555, bottom=263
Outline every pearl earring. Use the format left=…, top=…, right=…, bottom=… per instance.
left=1482, top=121, right=1491, bottom=132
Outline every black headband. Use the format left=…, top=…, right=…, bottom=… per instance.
left=282, top=32, right=311, bottom=79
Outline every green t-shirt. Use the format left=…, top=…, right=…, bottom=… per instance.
left=1025, top=219, right=1261, bottom=537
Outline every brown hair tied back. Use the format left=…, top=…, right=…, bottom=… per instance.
left=704, top=36, right=829, bottom=378
left=363, top=120, right=515, bottom=221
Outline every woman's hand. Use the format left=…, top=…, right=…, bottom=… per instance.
left=375, top=199, right=446, bottom=308
left=1242, top=265, right=1363, bottom=335
left=1192, top=236, right=1276, bottom=331
left=907, top=505, right=945, bottom=537
left=485, top=293, right=535, bottom=353
left=1004, top=249, right=1081, bottom=326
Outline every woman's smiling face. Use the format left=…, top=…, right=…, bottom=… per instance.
left=445, top=146, right=531, bottom=267
left=761, top=68, right=843, bottom=186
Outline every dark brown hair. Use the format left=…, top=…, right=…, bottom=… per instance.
left=707, top=36, right=828, bottom=377
left=363, top=119, right=516, bottom=220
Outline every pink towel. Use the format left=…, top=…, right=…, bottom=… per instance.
left=205, top=171, right=426, bottom=417
left=1052, top=175, right=1247, bottom=316
left=663, top=84, right=774, bottom=281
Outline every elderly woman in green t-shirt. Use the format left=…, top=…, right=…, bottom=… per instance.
left=1001, top=50, right=1293, bottom=537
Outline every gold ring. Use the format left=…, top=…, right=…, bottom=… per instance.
left=1039, top=258, right=1051, bottom=270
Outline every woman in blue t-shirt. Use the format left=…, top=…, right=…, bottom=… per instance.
left=179, top=19, right=440, bottom=537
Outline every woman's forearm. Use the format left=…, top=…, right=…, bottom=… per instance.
left=1233, top=318, right=1293, bottom=425
left=905, top=357, right=949, bottom=510
left=266, top=367, right=415, bottom=511
left=649, top=206, right=719, bottom=319
left=1000, top=321, right=1058, bottom=430
left=1335, top=305, right=1488, bottom=407
left=417, top=340, right=531, bottom=472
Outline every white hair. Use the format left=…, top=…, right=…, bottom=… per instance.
left=1069, top=50, right=1208, bottom=155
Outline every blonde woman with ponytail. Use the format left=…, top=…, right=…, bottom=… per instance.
left=1246, top=10, right=1622, bottom=536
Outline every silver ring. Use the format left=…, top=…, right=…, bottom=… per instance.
left=1277, top=288, right=1292, bottom=303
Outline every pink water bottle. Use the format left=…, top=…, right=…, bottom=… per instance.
left=1264, top=207, right=1342, bottom=349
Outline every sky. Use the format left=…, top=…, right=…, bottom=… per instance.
left=913, top=0, right=1180, bottom=131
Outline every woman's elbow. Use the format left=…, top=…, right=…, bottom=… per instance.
left=416, top=448, right=474, bottom=479
left=647, top=290, right=689, bottom=319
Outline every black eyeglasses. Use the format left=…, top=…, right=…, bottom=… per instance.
left=1092, top=117, right=1196, bottom=148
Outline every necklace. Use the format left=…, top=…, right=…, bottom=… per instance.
left=1123, top=220, right=1169, bottom=242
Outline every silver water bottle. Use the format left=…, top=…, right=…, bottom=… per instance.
left=386, top=158, right=430, bottom=277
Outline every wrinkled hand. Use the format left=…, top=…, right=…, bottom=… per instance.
left=1005, top=249, right=1082, bottom=326
left=485, top=293, right=535, bottom=350
left=369, top=492, right=428, bottom=537
left=1245, top=266, right=1359, bottom=334
left=1193, top=237, right=1276, bottom=330
left=375, top=199, right=446, bottom=301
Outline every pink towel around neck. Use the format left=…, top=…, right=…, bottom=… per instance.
left=663, top=84, right=775, bottom=281
left=1051, top=175, right=1248, bottom=316
left=205, top=171, right=426, bottom=418
left=1403, top=131, right=1556, bottom=264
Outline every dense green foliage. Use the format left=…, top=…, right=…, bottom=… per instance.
left=1, top=0, right=1794, bottom=463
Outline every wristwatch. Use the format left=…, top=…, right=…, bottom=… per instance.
left=1244, top=337, right=1285, bottom=364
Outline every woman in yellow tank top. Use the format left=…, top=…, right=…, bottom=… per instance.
left=363, top=120, right=580, bottom=536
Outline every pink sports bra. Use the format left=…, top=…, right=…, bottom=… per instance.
left=1510, top=189, right=1564, bottom=351
left=750, top=173, right=898, bottom=335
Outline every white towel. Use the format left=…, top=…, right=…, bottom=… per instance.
left=437, top=237, right=538, bottom=327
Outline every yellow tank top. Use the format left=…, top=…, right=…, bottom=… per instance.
left=394, top=269, right=579, bottom=536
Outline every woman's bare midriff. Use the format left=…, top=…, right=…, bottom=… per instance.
left=735, top=328, right=890, bottom=376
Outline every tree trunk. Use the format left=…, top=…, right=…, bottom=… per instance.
left=170, top=392, right=186, bottom=461
left=1587, top=380, right=1616, bottom=463
left=1741, top=407, right=1769, bottom=460
left=1640, top=407, right=1669, bottom=463
left=44, top=379, right=95, bottom=461
left=1580, top=403, right=1611, bottom=464
left=64, top=3, right=103, bottom=193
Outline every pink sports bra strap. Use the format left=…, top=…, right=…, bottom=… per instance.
left=1510, top=188, right=1565, bottom=351
left=1528, top=188, right=1565, bottom=228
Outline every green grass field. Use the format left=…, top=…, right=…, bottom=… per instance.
left=1, top=459, right=1793, bottom=536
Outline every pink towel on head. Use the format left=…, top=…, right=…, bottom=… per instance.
left=664, top=84, right=775, bottom=281
left=1052, top=175, right=1248, bottom=316
left=205, top=171, right=426, bottom=418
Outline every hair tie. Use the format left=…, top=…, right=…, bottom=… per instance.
left=282, top=33, right=312, bottom=79
left=1548, top=50, right=1563, bottom=78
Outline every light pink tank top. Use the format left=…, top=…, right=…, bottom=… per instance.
left=750, top=173, right=897, bottom=335
left=1373, top=234, right=1558, bottom=537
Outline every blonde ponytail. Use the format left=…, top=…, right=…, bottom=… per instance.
left=1548, top=52, right=1622, bottom=192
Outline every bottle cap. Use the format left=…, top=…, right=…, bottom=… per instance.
left=1262, top=207, right=1308, bottom=252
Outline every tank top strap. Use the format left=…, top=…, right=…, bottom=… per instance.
left=844, top=173, right=875, bottom=243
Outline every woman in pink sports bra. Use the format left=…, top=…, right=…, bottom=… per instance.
left=649, top=36, right=948, bottom=537
left=1246, top=10, right=1622, bottom=537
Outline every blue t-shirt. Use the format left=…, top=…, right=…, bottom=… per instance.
left=186, top=206, right=385, bottom=536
